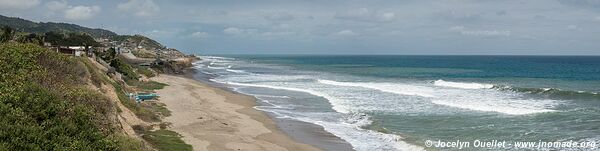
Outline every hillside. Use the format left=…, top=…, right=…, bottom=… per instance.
left=0, top=15, right=116, bottom=38
left=0, top=43, right=141, bottom=150
left=0, top=42, right=192, bottom=150
left=0, top=15, right=189, bottom=60
left=110, top=35, right=186, bottom=59
left=112, top=35, right=164, bottom=49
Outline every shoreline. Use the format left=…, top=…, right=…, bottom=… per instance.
left=151, top=73, right=353, bottom=151
left=186, top=70, right=355, bottom=151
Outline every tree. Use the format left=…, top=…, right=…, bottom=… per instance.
left=43, top=31, right=101, bottom=46
left=16, top=33, right=44, bottom=45
left=0, top=26, right=15, bottom=43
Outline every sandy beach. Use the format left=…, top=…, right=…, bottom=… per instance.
left=151, top=74, right=323, bottom=151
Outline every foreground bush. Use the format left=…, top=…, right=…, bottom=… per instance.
left=0, top=43, right=119, bottom=150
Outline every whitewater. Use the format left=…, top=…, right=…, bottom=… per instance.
left=192, top=55, right=600, bottom=151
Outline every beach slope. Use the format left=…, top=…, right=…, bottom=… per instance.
left=152, top=74, right=321, bottom=151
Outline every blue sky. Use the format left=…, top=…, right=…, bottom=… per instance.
left=1, top=0, right=600, bottom=55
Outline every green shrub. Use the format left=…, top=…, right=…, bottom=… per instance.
left=129, top=81, right=168, bottom=91
left=110, top=81, right=161, bottom=122
left=132, top=50, right=156, bottom=58
left=142, top=130, right=192, bottom=151
left=43, top=31, right=101, bottom=46
left=0, top=43, right=118, bottom=150
left=111, top=134, right=146, bottom=151
left=79, top=57, right=110, bottom=87
left=137, top=67, right=156, bottom=78
left=110, top=58, right=139, bottom=80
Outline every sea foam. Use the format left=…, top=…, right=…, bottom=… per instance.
left=318, top=79, right=558, bottom=115
left=318, top=80, right=434, bottom=97
left=430, top=99, right=556, bottom=115
left=215, top=81, right=351, bottom=113
left=433, top=79, right=494, bottom=89
left=288, top=115, right=426, bottom=151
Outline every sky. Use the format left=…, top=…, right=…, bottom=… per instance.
left=1, top=0, right=600, bottom=55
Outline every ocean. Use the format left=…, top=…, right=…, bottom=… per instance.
left=192, top=55, right=600, bottom=151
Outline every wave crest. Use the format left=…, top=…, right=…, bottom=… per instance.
left=433, top=79, right=494, bottom=89
left=500, top=87, right=600, bottom=100
left=318, top=80, right=434, bottom=97
left=214, top=81, right=351, bottom=114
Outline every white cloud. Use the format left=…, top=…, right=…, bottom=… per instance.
left=461, top=30, right=511, bottom=37
left=264, top=12, right=295, bottom=22
left=334, top=8, right=395, bottom=22
left=144, top=29, right=182, bottom=38
left=333, top=30, right=357, bottom=36
left=435, top=10, right=483, bottom=23
left=45, top=1, right=99, bottom=20
left=449, top=26, right=465, bottom=32
left=64, top=5, right=101, bottom=20
left=223, top=27, right=243, bottom=35
left=261, top=31, right=295, bottom=37
left=118, top=0, right=160, bottom=17
left=0, top=0, right=39, bottom=9
left=223, top=27, right=258, bottom=36
left=46, top=1, right=67, bottom=11
left=449, top=26, right=510, bottom=37
left=379, top=12, right=395, bottom=21
left=191, top=32, right=210, bottom=39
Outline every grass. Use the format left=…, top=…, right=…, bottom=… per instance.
left=93, top=44, right=190, bottom=150
left=79, top=57, right=111, bottom=87
left=125, top=78, right=168, bottom=91
left=142, top=130, right=192, bottom=151
left=110, top=81, right=161, bottom=122
left=137, top=81, right=168, bottom=90
left=147, top=102, right=171, bottom=117
left=111, top=134, right=148, bottom=151
left=132, top=50, right=156, bottom=58
left=137, top=67, right=156, bottom=78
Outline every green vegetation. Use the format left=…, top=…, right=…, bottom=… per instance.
left=44, top=31, right=101, bottom=46
left=109, top=80, right=160, bottom=122
left=0, top=15, right=116, bottom=38
left=111, top=134, right=147, bottom=151
left=132, top=50, right=156, bottom=58
left=15, top=33, right=44, bottom=45
left=79, top=57, right=111, bottom=87
left=111, top=57, right=140, bottom=80
left=94, top=42, right=169, bottom=122
left=0, top=43, right=120, bottom=150
left=110, top=35, right=164, bottom=50
left=0, top=26, right=15, bottom=42
left=137, top=67, right=156, bottom=78
left=126, top=80, right=168, bottom=91
left=147, top=102, right=172, bottom=117
left=98, top=47, right=118, bottom=61
left=2, top=25, right=100, bottom=47
left=138, top=81, right=168, bottom=90
left=141, top=130, right=192, bottom=151
left=1, top=15, right=193, bottom=150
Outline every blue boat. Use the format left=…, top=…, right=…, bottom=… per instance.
left=127, top=93, right=159, bottom=102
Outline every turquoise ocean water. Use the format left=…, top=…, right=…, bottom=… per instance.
left=194, top=55, right=600, bottom=151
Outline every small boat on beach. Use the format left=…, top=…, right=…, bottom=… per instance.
left=127, top=92, right=159, bottom=102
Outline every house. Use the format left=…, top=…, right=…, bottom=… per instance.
left=55, top=46, right=91, bottom=57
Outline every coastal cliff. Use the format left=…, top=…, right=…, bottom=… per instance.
left=0, top=15, right=193, bottom=150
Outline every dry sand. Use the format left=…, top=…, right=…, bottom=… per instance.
left=152, top=74, right=322, bottom=151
